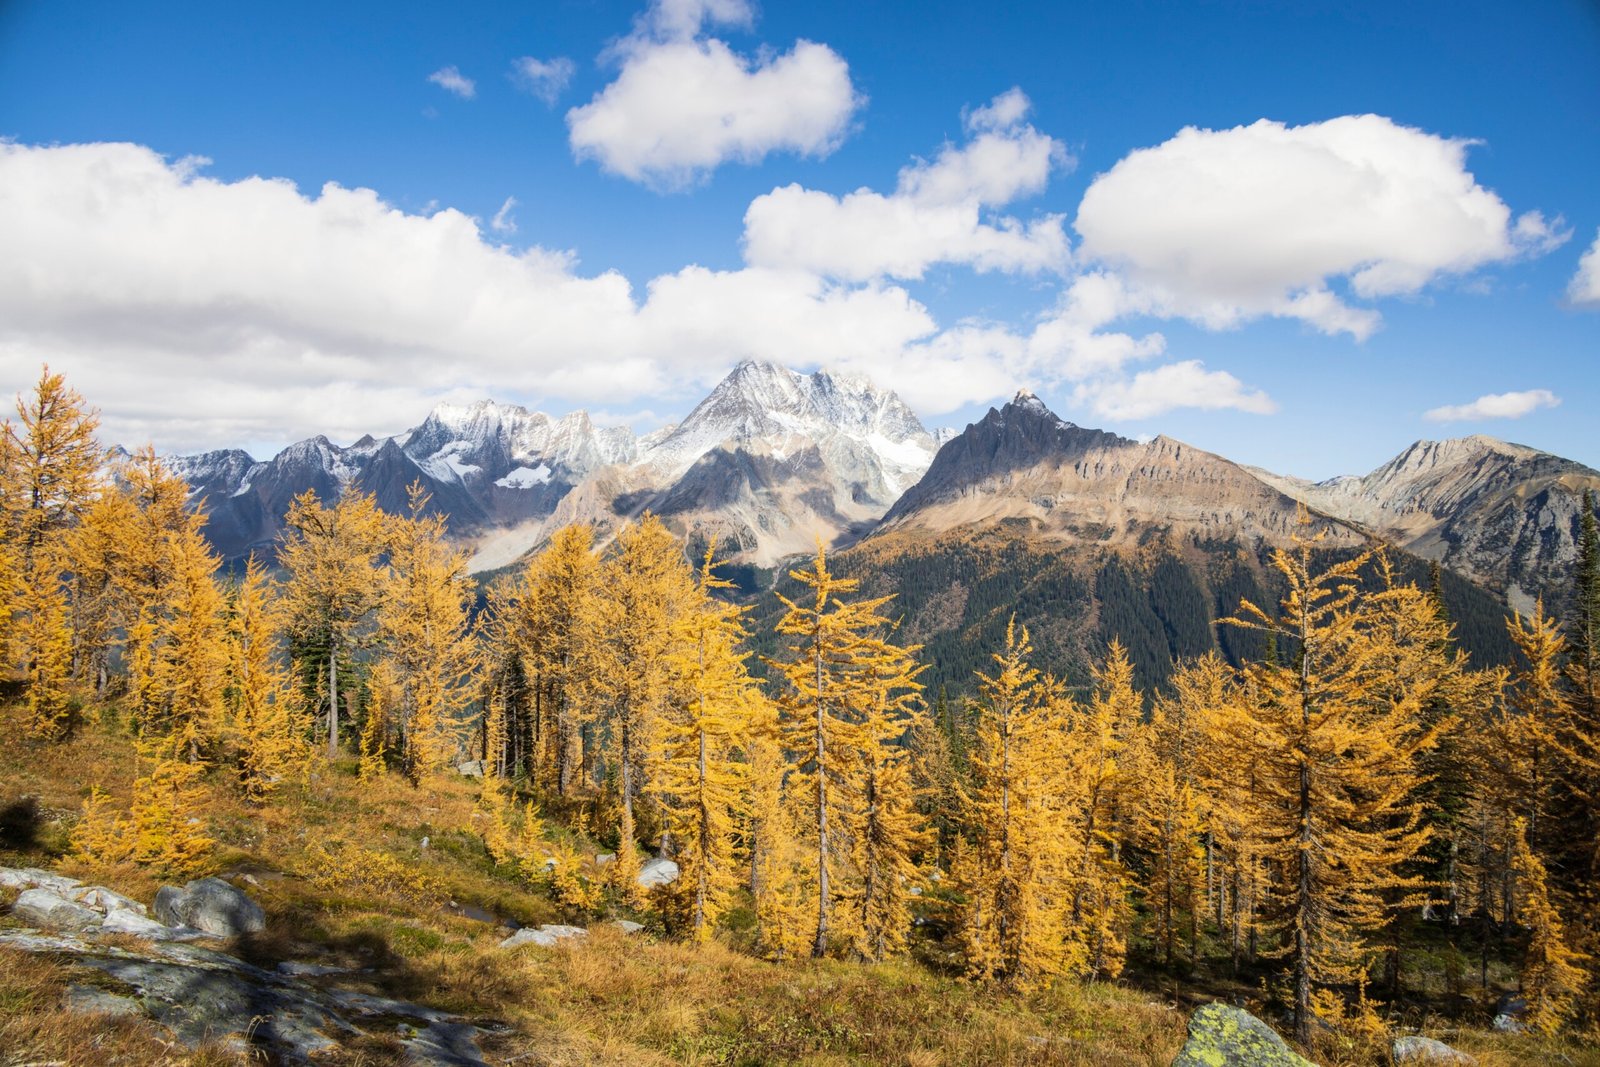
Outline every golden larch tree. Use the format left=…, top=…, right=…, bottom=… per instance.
left=658, top=542, right=757, bottom=942
left=1223, top=531, right=1442, bottom=1044
left=954, top=619, right=1077, bottom=986
left=277, top=487, right=388, bottom=758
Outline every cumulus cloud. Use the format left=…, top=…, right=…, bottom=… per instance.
left=511, top=56, right=575, bottom=106
left=1075, top=115, right=1566, bottom=339
left=1076, top=361, right=1277, bottom=421
left=427, top=65, right=476, bottom=99
left=0, top=141, right=950, bottom=451
left=566, top=0, right=862, bottom=189
left=742, top=89, right=1071, bottom=281
left=1424, top=389, right=1560, bottom=422
left=490, top=196, right=518, bottom=235
left=1569, top=229, right=1600, bottom=305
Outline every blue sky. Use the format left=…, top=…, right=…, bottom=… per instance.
left=0, top=0, right=1596, bottom=478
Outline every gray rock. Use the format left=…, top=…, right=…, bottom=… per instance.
left=153, top=877, right=266, bottom=937
left=276, top=960, right=350, bottom=977
left=1171, top=1003, right=1315, bottom=1067
left=12, top=887, right=102, bottom=932
left=1492, top=1014, right=1526, bottom=1034
left=455, top=760, right=483, bottom=778
left=398, top=1020, right=491, bottom=1066
left=595, top=853, right=616, bottom=866
left=101, top=908, right=206, bottom=941
left=73, top=885, right=148, bottom=916
left=636, top=857, right=680, bottom=888
left=1393, top=1035, right=1477, bottom=1064
left=499, top=924, right=587, bottom=949
left=0, top=866, right=83, bottom=894
left=65, top=983, right=145, bottom=1018
left=612, top=920, right=644, bottom=935
left=1493, top=993, right=1528, bottom=1034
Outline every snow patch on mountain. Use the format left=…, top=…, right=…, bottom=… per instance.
left=495, top=464, right=552, bottom=489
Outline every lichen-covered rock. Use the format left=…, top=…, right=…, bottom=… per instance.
left=1392, top=1035, right=1476, bottom=1064
left=12, top=888, right=102, bottom=932
left=153, top=877, right=265, bottom=937
left=1171, top=1003, right=1316, bottom=1067
left=636, top=857, right=679, bottom=888
left=612, top=919, right=644, bottom=935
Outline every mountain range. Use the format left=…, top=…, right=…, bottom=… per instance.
left=169, top=360, right=1599, bottom=674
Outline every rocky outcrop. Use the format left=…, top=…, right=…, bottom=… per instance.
left=1392, top=1035, right=1476, bottom=1064
left=2, top=929, right=491, bottom=1065
left=153, top=877, right=266, bottom=937
left=12, top=888, right=101, bottom=932
left=499, top=924, right=588, bottom=949
left=637, top=857, right=680, bottom=888
left=1170, top=1003, right=1315, bottom=1067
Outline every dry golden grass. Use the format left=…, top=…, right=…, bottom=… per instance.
left=0, top=945, right=245, bottom=1066
left=4, top=700, right=1597, bottom=1065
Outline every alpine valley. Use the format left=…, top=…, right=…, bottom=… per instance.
left=169, top=360, right=1600, bottom=692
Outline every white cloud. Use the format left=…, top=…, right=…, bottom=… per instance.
left=0, top=141, right=953, bottom=451
left=427, top=65, right=476, bottom=99
left=1075, top=115, right=1566, bottom=339
left=490, top=196, right=518, bottom=235
left=566, top=0, right=862, bottom=189
left=742, top=89, right=1071, bottom=281
left=511, top=56, right=575, bottom=106
left=1077, top=361, right=1277, bottom=421
left=1424, top=389, right=1560, bottom=422
left=1569, top=228, right=1600, bottom=305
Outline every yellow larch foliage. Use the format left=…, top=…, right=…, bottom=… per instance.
left=227, top=556, right=310, bottom=801
left=1223, top=527, right=1444, bottom=1045
left=1136, top=655, right=1222, bottom=969
left=1, top=368, right=104, bottom=737
left=768, top=542, right=906, bottom=959
left=1189, top=653, right=1270, bottom=972
left=153, top=516, right=230, bottom=762
left=506, top=524, right=599, bottom=795
left=377, top=483, right=478, bottom=781
left=1062, top=639, right=1141, bottom=981
left=62, top=486, right=133, bottom=697
left=658, top=543, right=756, bottom=943
left=73, top=739, right=214, bottom=878
left=749, top=697, right=810, bottom=960
left=587, top=515, right=695, bottom=895
left=360, top=660, right=398, bottom=782
left=955, top=619, right=1077, bottom=987
left=277, top=487, right=388, bottom=758
left=1503, top=600, right=1568, bottom=853
left=114, top=446, right=195, bottom=727
left=847, top=631, right=927, bottom=962
left=1510, top=817, right=1589, bottom=1035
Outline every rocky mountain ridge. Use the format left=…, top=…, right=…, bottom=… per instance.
left=166, top=365, right=1595, bottom=614
left=1249, top=434, right=1600, bottom=611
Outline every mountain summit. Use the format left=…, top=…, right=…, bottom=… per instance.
left=878, top=391, right=1358, bottom=548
